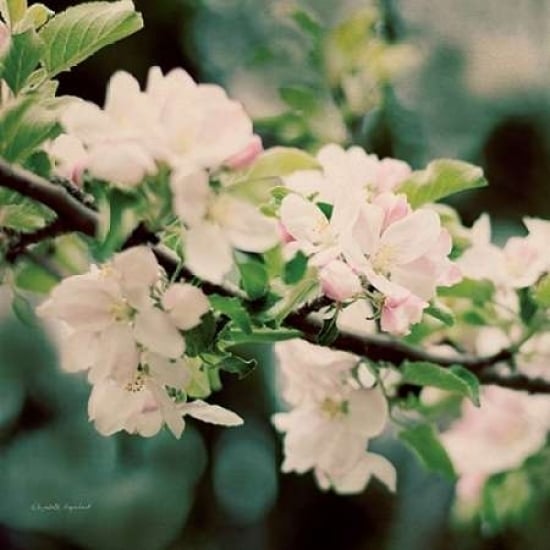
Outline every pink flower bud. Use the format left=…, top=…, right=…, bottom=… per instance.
left=380, top=293, right=426, bottom=335
left=319, top=260, right=362, bottom=302
left=224, top=134, right=263, bottom=170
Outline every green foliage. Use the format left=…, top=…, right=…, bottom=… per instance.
left=283, top=250, right=308, bottom=285
left=532, top=274, right=550, bottom=308
left=183, top=312, right=216, bottom=358
left=209, top=294, right=252, bottom=333
left=0, top=188, right=54, bottom=230
left=11, top=292, right=35, bottom=325
left=438, top=278, right=495, bottom=305
left=0, top=97, right=60, bottom=163
left=237, top=256, right=269, bottom=300
left=425, top=302, right=455, bottom=326
left=0, top=29, right=43, bottom=93
left=39, top=0, right=143, bottom=77
left=317, top=309, right=339, bottom=346
left=245, top=147, right=319, bottom=180
left=402, top=361, right=480, bottom=406
left=481, top=470, right=533, bottom=533
left=399, top=423, right=456, bottom=481
left=397, top=159, right=488, bottom=208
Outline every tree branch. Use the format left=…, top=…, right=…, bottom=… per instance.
left=1, top=159, right=548, bottom=393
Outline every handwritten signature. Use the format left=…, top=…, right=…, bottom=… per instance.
left=30, top=502, right=92, bottom=513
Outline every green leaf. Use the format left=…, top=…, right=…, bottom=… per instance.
left=532, top=274, right=550, bottom=308
left=399, top=423, right=456, bottom=481
left=184, top=359, right=211, bottom=399
left=14, top=259, right=58, bottom=293
left=519, top=287, right=538, bottom=325
left=283, top=250, right=308, bottom=285
left=15, top=4, right=53, bottom=32
left=481, top=470, right=533, bottom=534
left=209, top=295, right=252, bottom=333
left=237, top=259, right=269, bottom=300
left=244, top=147, right=319, bottom=180
left=424, top=303, right=455, bottom=326
left=438, top=277, right=495, bottom=305
left=280, top=85, right=318, bottom=114
left=216, top=354, right=257, bottom=379
left=402, top=361, right=480, bottom=405
left=0, top=29, right=44, bottom=93
left=11, top=293, right=35, bottom=326
left=183, top=312, right=216, bottom=357
left=0, top=97, right=60, bottom=163
left=317, top=310, right=339, bottom=346
left=0, top=188, right=55, bottom=231
left=93, top=188, right=140, bottom=261
left=292, top=7, right=323, bottom=40
left=39, top=0, right=143, bottom=77
left=397, top=159, right=487, bottom=208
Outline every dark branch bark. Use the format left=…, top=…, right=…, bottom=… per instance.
left=1, top=159, right=548, bottom=394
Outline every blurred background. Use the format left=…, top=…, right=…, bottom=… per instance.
left=2, top=0, right=550, bottom=548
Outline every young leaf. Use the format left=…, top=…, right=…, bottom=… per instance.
left=0, top=188, right=55, bottom=231
left=481, top=470, right=533, bottom=534
left=532, top=274, right=550, bottom=308
left=183, top=312, right=217, bottom=357
left=0, top=97, right=60, bottom=163
left=39, top=0, right=143, bottom=77
left=399, top=423, right=456, bottom=481
left=209, top=295, right=252, bottom=333
left=283, top=250, right=308, bottom=285
left=0, top=29, right=43, bottom=93
left=424, top=303, right=455, bottom=326
left=237, top=259, right=269, bottom=300
left=401, top=361, right=480, bottom=406
left=438, top=277, right=495, bottom=305
left=244, top=147, right=319, bottom=181
left=317, top=310, right=339, bottom=346
left=216, top=354, right=257, bottom=379
left=11, top=293, right=35, bottom=326
left=280, top=85, right=319, bottom=114
left=397, top=159, right=487, bottom=208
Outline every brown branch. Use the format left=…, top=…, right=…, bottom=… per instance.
left=1, top=158, right=548, bottom=393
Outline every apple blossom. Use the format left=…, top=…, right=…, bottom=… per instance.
left=459, top=214, right=549, bottom=289
left=283, top=144, right=412, bottom=203
left=171, top=165, right=279, bottom=283
left=441, top=386, right=550, bottom=503
left=36, top=246, right=244, bottom=438
left=45, top=134, right=87, bottom=185
left=273, top=339, right=394, bottom=494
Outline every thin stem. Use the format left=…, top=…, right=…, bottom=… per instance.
left=1, top=159, right=549, bottom=394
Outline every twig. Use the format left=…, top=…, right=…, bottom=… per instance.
left=1, top=159, right=549, bottom=393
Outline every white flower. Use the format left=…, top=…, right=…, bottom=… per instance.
left=283, top=144, right=411, bottom=203
left=273, top=385, right=393, bottom=493
left=459, top=214, right=548, bottom=289
left=442, top=386, right=550, bottom=502
left=171, top=165, right=279, bottom=283
left=274, top=339, right=358, bottom=406
left=145, top=67, right=253, bottom=169
left=273, top=339, right=394, bottom=494
left=61, top=71, right=160, bottom=186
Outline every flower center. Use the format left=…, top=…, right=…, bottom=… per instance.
left=320, top=397, right=348, bottom=420
left=372, top=244, right=397, bottom=275
left=110, top=299, right=133, bottom=322
left=125, top=373, right=145, bottom=393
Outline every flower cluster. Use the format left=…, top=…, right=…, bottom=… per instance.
left=37, top=246, right=242, bottom=438
left=272, top=335, right=395, bottom=494
left=48, top=67, right=279, bottom=284
left=279, top=144, right=461, bottom=335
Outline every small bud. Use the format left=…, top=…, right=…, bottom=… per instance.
left=0, top=21, right=11, bottom=58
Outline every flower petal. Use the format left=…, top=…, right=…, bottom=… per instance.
left=180, top=400, right=243, bottom=426
left=133, top=308, right=185, bottom=359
